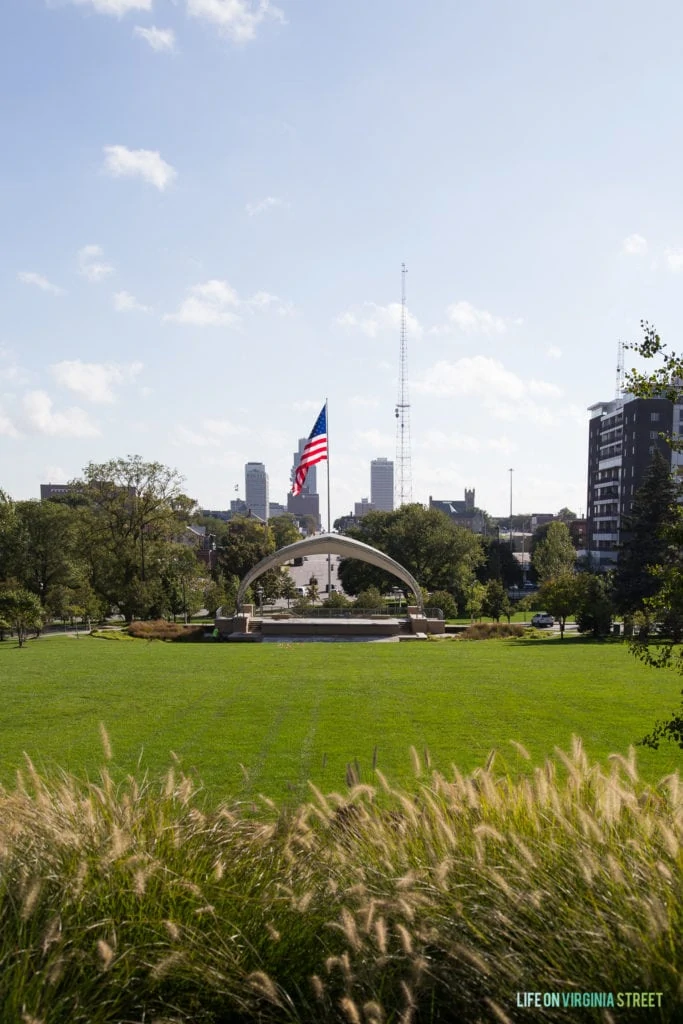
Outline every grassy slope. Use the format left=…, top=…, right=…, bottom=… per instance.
left=1, top=634, right=681, bottom=801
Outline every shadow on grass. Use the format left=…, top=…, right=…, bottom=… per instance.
left=509, top=634, right=627, bottom=648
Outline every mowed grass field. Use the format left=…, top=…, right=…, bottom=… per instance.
left=1, top=634, right=682, bottom=802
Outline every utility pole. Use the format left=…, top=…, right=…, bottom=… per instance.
left=395, top=263, right=413, bottom=507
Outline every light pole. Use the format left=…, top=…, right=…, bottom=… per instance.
left=509, top=468, right=514, bottom=551
left=256, top=586, right=264, bottom=616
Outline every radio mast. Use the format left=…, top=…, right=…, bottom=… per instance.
left=395, top=263, right=412, bottom=507
left=616, top=340, right=625, bottom=399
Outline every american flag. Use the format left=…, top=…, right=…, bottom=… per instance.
left=291, top=404, right=327, bottom=496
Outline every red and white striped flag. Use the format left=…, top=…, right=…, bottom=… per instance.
left=291, top=404, right=327, bottom=496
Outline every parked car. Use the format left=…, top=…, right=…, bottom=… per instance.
left=324, top=583, right=337, bottom=593
left=531, top=612, right=555, bottom=628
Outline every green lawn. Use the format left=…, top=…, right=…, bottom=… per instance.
left=1, top=634, right=681, bottom=802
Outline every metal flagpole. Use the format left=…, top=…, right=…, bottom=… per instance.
left=326, top=398, right=331, bottom=595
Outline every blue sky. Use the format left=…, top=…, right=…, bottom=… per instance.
left=3, top=0, right=683, bottom=523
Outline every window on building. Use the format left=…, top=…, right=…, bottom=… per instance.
left=651, top=412, right=660, bottom=422
left=648, top=445, right=656, bottom=456
left=650, top=431, right=658, bottom=439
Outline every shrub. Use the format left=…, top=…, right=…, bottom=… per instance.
left=127, top=620, right=206, bottom=642
left=459, top=621, right=526, bottom=640
left=354, top=586, right=383, bottom=610
left=0, top=739, right=680, bottom=1022
left=427, top=590, right=458, bottom=618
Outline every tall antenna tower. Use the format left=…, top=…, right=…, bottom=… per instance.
left=395, top=262, right=413, bottom=507
left=616, top=340, right=625, bottom=398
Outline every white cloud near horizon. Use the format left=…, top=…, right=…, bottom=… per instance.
left=65, top=0, right=152, bottom=15
left=186, top=0, right=285, bottom=42
left=431, top=300, right=511, bottom=335
left=133, top=25, right=177, bottom=51
left=114, top=290, right=151, bottom=313
left=246, top=196, right=286, bottom=215
left=547, top=345, right=562, bottom=359
left=17, top=271, right=65, bottom=296
left=103, top=145, right=177, bottom=191
left=22, top=390, right=100, bottom=437
left=78, top=245, right=114, bottom=283
left=337, top=302, right=423, bottom=339
left=665, top=247, right=683, bottom=272
left=621, top=233, right=648, bottom=255
left=52, top=360, right=144, bottom=403
left=415, top=356, right=563, bottom=425
left=165, top=279, right=288, bottom=326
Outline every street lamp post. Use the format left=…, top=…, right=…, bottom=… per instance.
left=256, top=586, right=264, bottom=616
left=509, top=468, right=514, bottom=551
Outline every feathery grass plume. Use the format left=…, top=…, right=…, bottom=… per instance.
left=372, top=745, right=378, bottom=771
left=395, top=923, right=413, bottom=954
left=96, top=938, right=114, bottom=970
left=20, top=879, right=42, bottom=920
left=248, top=971, right=283, bottom=1007
left=509, top=739, right=531, bottom=760
left=485, top=997, right=514, bottom=1024
left=311, top=974, right=325, bottom=1000
left=21, top=1014, right=44, bottom=1024
left=374, top=917, right=388, bottom=955
left=409, top=746, right=421, bottom=776
left=98, top=722, right=113, bottom=761
left=340, top=997, right=362, bottom=1024
left=363, top=1000, right=385, bottom=1023
left=657, top=820, right=680, bottom=859
left=151, top=951, right=184, bottom=981
left=164, top=919, right=180, bottom=942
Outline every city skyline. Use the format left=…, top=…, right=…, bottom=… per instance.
left=3, top=3, right=683, bottom=523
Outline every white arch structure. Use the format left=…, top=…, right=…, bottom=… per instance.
left=236, top=533, right=424, bottom=612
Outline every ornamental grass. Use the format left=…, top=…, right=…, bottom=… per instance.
left=0, top=733, right=680, bottom=1023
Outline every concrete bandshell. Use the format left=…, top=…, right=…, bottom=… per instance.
left=236, top=533, right=424, bottom=611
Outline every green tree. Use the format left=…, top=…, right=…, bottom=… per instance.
left=338, top=505, right=483, bottom=598
left=73, top=457, right=195, bottom=622
left=612, top=451, right=680, bottom=619
left=280, top=573, right=298, bottom=608
left=482, top=579, right=510, bottom=622
left=215, top=516, right=273, bottom=584
left=306, top=575, right=320, bottom=603
left=270, top=515, right=301, bottom=550
left=12, top=500, right=80, bottom=604
left=532, top=522, right=576, bottom=582
left=428, top=590, right=458, bottom=619
left=465, top=581, right=487, bottom=621
left=324, top=590, right=352, bottom=609
left=354, top=586, right=383, bottom=610
left=203, top=580, right=227, bottom=617
left=621, top=322, right=683, bottom=747
left=540, top=572, right=580, bottom=640
left=0, top=587, right=43, bottom=647
left=477, top=538, right=523, bottom=589
left=575, top=573, right=613, bottom=638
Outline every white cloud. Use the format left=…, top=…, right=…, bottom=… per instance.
left=291, top=400, right=321, bottom=413
left=103, top=145, right=177, bottom=191
left=165, top=279, right=241, bottom=327
left=546, top=345, right=562, bottom=360
left=65, top=0, right=152, bottom=14
left=165, top=279, right=287, bottom=326
left=173, top=426, right=221, bottom=448
left=349, top=395, right=380, bottom=409
left=186, top=0, right=285, bottom=42
left=415, top=356, right=563, bottom=426
left=664, top=247, right=683, bottom=272
left=246, top=196, right=286, bottom=216
left=44, top=465, right=68, bottom=482
left=621, top=233, right=648, bottom=256
left=22, top=391, right=100, bottom=438
left=417, top=430, right=516, bottom=455
left=51, top=360, right=143, bottom=404
left=202, top=417, right=249, bottom=436
left=17, top=272, right=65, bottom=296
left=0, top=407, right=20, bottom=438
left=437, top=300, right=508, bottom=335
left=133, top=25, right=177, bottom=51
left=337, top=302, right=423, bottom=339
left=78, top=245, right=114, bottom=283
left=114, top=290, right=151, bottom=313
